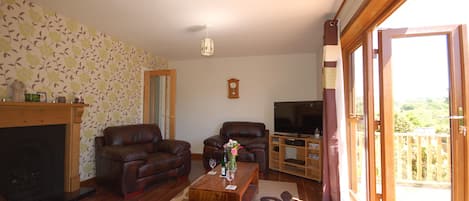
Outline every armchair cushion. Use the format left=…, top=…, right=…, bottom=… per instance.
left=156, top=140, right=190, bottom=156
left=237, top=149, right=256, bottom=161
left=99, top=146, right=148, bottom=162
left=203, top=135, right=225, bottom=148
left=138, top=153, right=185, bottom=178
left=234, top=137, right=267, bottom=150
left=221, top=122, right=266, bottom=138
left=103, top=124, right=162, bottom=153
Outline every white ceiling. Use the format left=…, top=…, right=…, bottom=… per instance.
left=30, top=0, right=341, bottom=61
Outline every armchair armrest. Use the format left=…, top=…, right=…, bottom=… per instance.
left=264, top=129, right=269, bottom=137
left=203, top=135, right=225, bottom=149
left=95, top=136, right=105, bottom=149
left=242, top=138, right=268, bottom=150
left=157, top=140, right=190, bottom=156
left=99, top=146, right=148, bottom=162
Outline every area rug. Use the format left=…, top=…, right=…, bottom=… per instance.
left=254, top=180, right=300, bottom=201
left=170, top=177, right=300, bottom=201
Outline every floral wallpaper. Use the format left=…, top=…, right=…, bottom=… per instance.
left=0, top=0, right=167, bottom=180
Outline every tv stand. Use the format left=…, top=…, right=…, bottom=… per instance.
left=296, top=134, right=313, bottom=138
left=269, top=134, right=322, bottom=181
left=274, top=133, right=314, bottom=138
left=284, top=138, right=305, bottom=146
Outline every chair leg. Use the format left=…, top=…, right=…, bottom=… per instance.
left=259, top=171, right=267, bottom=179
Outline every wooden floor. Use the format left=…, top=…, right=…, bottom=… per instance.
left=81, top=160, right=322, bottom=201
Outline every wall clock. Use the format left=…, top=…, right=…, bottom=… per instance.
left=227, top=78, right=239, bottom=99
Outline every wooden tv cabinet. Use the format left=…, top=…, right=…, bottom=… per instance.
left=269, top=134, right=322, bottom=181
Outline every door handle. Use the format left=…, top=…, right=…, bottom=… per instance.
left=449, top=116, right=464, bottom=120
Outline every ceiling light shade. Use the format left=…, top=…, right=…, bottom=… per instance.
left=201, top=37, right=214, bottom=56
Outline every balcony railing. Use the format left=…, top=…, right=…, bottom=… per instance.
left=357, top=132, right=451, bottom=187
left=393, top=132, right=451, bottom=187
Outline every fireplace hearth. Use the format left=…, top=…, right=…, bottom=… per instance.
left=0, top=125, right=65, bottom=201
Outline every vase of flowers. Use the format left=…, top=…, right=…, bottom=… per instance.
left=224, top=139, right=241, bottom=172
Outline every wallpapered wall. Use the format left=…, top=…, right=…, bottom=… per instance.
left=0, top=0, right=166, bottom=180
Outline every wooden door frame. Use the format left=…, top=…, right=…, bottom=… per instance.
left=378, top=25, right=467, bottom=201
left=143, top=69, right=176, bottom=139
left=363, top=31, right=378, bottom=201
left=461, top=25, right=469, bottom=201
left=343, top=33, right=378, bottom=201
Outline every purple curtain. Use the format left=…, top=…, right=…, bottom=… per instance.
left=322, top=19, right=341, bottom=201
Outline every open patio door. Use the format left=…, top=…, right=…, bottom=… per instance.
left=377, top=25, right=468, bottom=201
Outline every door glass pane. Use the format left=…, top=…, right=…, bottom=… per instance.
left=350, top=46, right=367, bottom=201
left=149, top=75, right=169, bottom=139
left=150, top=76, right=161, bottom=124
left=391, top=35, right=451, bottom=201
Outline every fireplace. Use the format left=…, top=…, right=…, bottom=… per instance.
left=0, top=125, right=65, bottom=201
left=0, top=102, right=88, bottom=199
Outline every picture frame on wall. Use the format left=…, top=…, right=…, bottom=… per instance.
left=37, top=92, right=47, bottom=102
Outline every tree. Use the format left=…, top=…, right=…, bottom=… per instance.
left=394, top=113, right=414, bottom=133
left=394, top=97, right=449, bottom=134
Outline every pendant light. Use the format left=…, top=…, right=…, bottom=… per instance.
left=201, top=25, right=214, bottom=56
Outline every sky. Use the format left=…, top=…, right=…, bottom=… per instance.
left=364, top=0, right=468, bottom=101
left=380, top=0, right=469, bottom=29
left=390, top=35, right=449, bottom=101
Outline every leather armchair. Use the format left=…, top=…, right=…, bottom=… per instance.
left=203, top=121, right=269, bottom=173
left=95, top=124, right=191, bottom=197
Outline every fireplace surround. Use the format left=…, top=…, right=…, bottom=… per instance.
left=0, top=102, right=87, bottom=197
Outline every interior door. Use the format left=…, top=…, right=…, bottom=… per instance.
left=143, top=69, right=176, bottom=139
left=378, top=25, right=467, bottom=201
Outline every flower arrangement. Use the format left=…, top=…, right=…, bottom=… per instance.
left=224, top=139, right=242, bottom=170
left=224, top=139, right=241, bottom=156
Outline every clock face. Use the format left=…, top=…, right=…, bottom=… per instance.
left=230, top=82, right=237, bottom=88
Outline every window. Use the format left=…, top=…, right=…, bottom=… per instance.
left=341, top=1, right=469, bottom=201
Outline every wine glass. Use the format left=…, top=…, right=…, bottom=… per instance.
left=225, top=170, right=235, bottom=184
left=208, top=158, right=217, bottom=175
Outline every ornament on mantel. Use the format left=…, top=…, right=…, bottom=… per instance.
left=8, top=80, right=26, bottom=102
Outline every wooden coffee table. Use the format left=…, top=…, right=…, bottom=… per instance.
left=189, top=162, right=259, bottom=201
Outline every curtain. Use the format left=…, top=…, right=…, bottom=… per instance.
left=322, top=19, right=349, bottom=201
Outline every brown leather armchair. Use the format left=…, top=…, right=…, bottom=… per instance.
left=95, top=124, right=191, bottom=197
left=203, top=121, right=269, bottom=173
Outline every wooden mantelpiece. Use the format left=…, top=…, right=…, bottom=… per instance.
left=0, top=102, right=88, bottom=192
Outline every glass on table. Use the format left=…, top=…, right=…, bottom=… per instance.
left=224, top=170, right=237, bottom=190
left=207, top=158, right=217, bottom=175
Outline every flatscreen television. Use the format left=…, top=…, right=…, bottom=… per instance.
left=274, top=101, right=323, bottom=136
